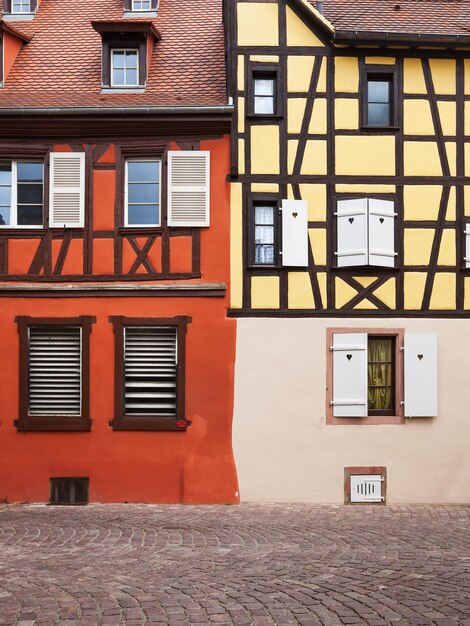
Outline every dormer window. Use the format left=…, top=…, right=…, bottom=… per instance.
left=123, top=0, right=158, bottom=17
left=12, top=0, right=32, bottom=13
left=3, top=0, right=37, bottom=19
left=132, top=0, right=151, bottom=10
left=111, top=49, right=138, bottom=87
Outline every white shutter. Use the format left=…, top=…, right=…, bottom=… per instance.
left=331, top=333, right=367, bottom=417
left=336, top=198, right=368, bottom=267
left=167, top=151, right=210, bottom=227
left=404, top=333, right=438, bottom=417
left=465, top=223, right=470, bottom=268
left=350, top=475, right=384, bottom=503
left=124, top=326, right=177, bottom=416
left=368, top=199, right=397, bottom=268
left=49, top=153, right=85, bottom=228
left=28, top=327, right=82, bottom=416
left=281, top=199, right=308, bottom=267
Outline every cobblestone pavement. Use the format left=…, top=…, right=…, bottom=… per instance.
left=0, top=505, right=469, bottom=626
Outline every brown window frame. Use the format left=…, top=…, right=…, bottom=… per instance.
left=247, top=194, right=281, bottom=268
left=247, top=64, right=282, bottom=118
left=109, top=315, right=190, bottom=431
left=360, top=64, right=399, bottom=130
left=14, top=316, right=94, bottom=432
left=326, top=327, right=404, bottom=425
left=101, top=36, right=147, bottom=88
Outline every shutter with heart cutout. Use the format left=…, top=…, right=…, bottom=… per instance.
left=331, top=333, right=368, bottom=417
left=464, top=223, right=470, bottom=268
left=336, top=199, right=368, bottom=267
left=49, top=152, right=85, bottom=228
left=167, top=151, right=210, bottom=227
left=368, top=198, right=397, bottom=268
left=281, top=199, right=308, bottom=267
left=404, top=333, right=437, bottom=417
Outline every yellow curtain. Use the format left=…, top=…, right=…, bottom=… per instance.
left=368, top=339, right=393, bottom=411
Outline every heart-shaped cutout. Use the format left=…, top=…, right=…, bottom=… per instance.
left=349, top=217, right=354, bottom=224
left=379, top=217, right=384, bottom=224
left=418, top=354, right=423, bottom=360
left=347, top=354, right=352, bottom=361
left=292, top=212, right=298, bottom=218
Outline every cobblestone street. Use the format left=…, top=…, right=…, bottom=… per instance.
left=0, top=504, right=469, bottom=626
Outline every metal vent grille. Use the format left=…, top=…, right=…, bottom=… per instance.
left=350, top=475, right=384, bottom=503
left=28, top=326, right=82, bottom=416
left=124, top=326, right=177, bottom=416
left=49, top=477, right=89, bottom=505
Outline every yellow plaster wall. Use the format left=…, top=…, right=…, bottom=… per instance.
left=437, top=229, right=456, bottom=266
left=288, top=272, right=315, bottom=309
left=404, top=142, right=442, bottom=176
left=288, top=98, right=307, bottom=134
left=464, top=277, right=470, bottom=308
left=251, top=126, right=280, bottom=174
left=465, top=59, right=470, bottom=95
left=250, top=55, right=279, bottom=63
left=354, top=299, right=378, bottom=310
left=238, top=139, right=245, bottom=175
left=403, top=100, right=434, bottom=135
left=230, top=183, right=243, bottom=309
left=446, top=187, right=456, bottom=220
left=335, top=98, right=359, bottom=130
left=429, top=273, right=455, bottom=309
left=335, top=136, right=395, bottom=176
left=404, top=229, right=434, bottom=265
left=286, top=5, right=324, bottom=47
left=335, top=278, right=357, bottom=308
left=251, top=276, right=280, bottom=309
left=365, top=57, right=396, bottom=65
left=251, top=183, right=279, bottom=193
left=404, top=272, right=427, bottom=309
left=237, top=3, right=279, bottom=46
left=299, top=184, right=326, bottom=221
left=429, top=59, right=456, bottom=95
left=403, top=58, right=427, bottom=94
left=373, top=278, right=396, bottom=309
left=404, top=185, right=442, bottom=221
left=287, top=56, right=315, bottom=92
left=352, top=276, right=377, bottom=288
left=465, top=144, right=470, bottom=176
left=336, top=184, right=395, bottom=193
left=334, top=57, right=359, bottom=93
left=308, top=98, right=327, bottom=134
left=437, top=101, right=456, bottom=136
left=464, top=102, right=470, bottom=135
left=238, top=98, right=245, bottom=133
left=237, top=55, right=245, bottom=91
left=300, top=140, right=327, bottom=175
left=464, top=187, right=470, bottom=216
left=309, top=229, right=326, bottom=265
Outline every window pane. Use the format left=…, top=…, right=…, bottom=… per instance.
left=254, top=96, right=274, bottom=115
left=254, top=78, right=274, bottom=96
left=128, top=161, right=159, bottom=183
left=0, top=186, right=11, bottom=205
left=18, top=183, right=43, bottom=205
left=17, top=205, right=43, bottom=226
left=128, top=183, right=159, bottom=204
left=255, top=244, right=274, bottom=265
left=255, top=225, right=274, bottom=245
left=368, top=103, right=390, bottom=126
left=0, top=207, right=11, bottom=226
left=255, top=205, right=274, bottom=225
left=17, top=162, right=43, bottom=183
left=112, top=68, right=125, bottom=86
left=368, top=80, right=389, bottom=103
left=0, top=163, right=12, bottom=185
left=368, top=337, right=394, bottom=412
left=128, top=204, right=160, bottom=225
left=112, top=51, right=125, bottom=69
left=125, top=69, right=138, bottom=85
left=126, top=52, right=138, bottom=69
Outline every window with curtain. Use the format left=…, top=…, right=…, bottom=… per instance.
left=368, top=336, right=395, bottom=415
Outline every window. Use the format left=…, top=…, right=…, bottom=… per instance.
left=335, top=197, right=396, bottom=268
left=110, top=316, right=190, bottom=431
left=253, top=203, right=277, bottom=265
left=125, top=159, right=161, bottom=226
left=326, top=329, right=438, bottom=424
left=15, top=317, right=94, bottom=431
left=361, top=67, right=397, bottom=128
left=249, top=66, right=279, bottom=117
left=111, top=49, right=139, bottom=87
left=11, top=0, right=32, bottom=13
left=132, top=0, right=151, bottom=9
left=0, top=161, right=43, bottom=228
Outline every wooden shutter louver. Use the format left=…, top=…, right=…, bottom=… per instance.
left=168, top=151, right=210, bottom=227
left=124, top=326, right=177, bottom=416
left=49, top=153, right=85, bottom=228
left=28, top=327, right=81, bottom=416
left=281, top=199, right=308, bottom=267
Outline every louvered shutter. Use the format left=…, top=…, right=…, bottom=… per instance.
left=124, top=326, right=177, bottom=416
left=368, top=199, right=396, bottom=267
left=336, top=199, right=368, bottom=267
left=167, top=151, right=210, bottom=227
left=49, top=153, right=85, bottom=228
left=281, top=199, right=308, bottom=267
left=465, top=223, right=470, bottom=268
left=28, top=327, right=81, bottom=416
left=331, top=333, right=368, bottom=417
left=404, top=333, right=438, bottom=417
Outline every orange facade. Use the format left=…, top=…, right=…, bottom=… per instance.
left=0, top=135, right=240, bottom=504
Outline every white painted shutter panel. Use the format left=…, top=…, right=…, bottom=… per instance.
left=331, top=333, right=367, bottom=417
left=281, top=199, right=308, bottom=267
left=49, top=153, right=85, bottom=228
left=167, top=151, right=210, bottom=227
left=465, top=223, right=470, bottom=268
left=404, top=333, right=438, bottom=417
left=350, top=475, right=384, bottom=503
left=336, top=199, right=368, bottom=267
left=368, top=199, right=396, bottom=268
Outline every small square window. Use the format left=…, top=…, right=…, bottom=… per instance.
left=249, top=66, right=279, bottom=117
left=361, top=67, right=397, bottom=128
left=125, top=159, right=161, bottom=226
left=0, top=160, right=44, bottom=228
left=111, top=49, right=139, bottom=87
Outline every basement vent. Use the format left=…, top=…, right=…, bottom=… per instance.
left=49, top=477, right=89, bottom=505
left=350, top=475, right=384, bottom=503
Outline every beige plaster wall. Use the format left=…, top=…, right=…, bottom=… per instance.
left=233, top=318, right=470, bottom=503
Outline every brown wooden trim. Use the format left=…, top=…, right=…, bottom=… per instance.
left=359, top=62, right=398, bottom=129
left=127, top=236, right=157, bottom=274
left=14, top=316, right=95, bottom=432
left=109, top=315, right=191, bottom=431
left=247, top=63, right=282, bottom=118
left=344, top=466, right=387, bottom=505
left=53, top=231, right=72, bottom=275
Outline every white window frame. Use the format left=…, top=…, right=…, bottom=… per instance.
left=11, top=0, right=32, bottom=14
left=0, top=160, right=44, bottom=229
left=110, top=48, right=139, bottom=88
left=124, top=158, right=162, bottom=228
left=131, top=0, right=152, bottom=11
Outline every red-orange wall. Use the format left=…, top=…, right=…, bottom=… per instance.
left=0, top=135, right=240, bottom=504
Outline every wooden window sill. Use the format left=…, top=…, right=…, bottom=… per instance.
left=14, top=418, right=92, bottom=432
left=110, top=417, right=188, bottom=431
left=326, top=415, right=404, bottom=426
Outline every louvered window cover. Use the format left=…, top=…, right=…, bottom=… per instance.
left=28, top=326, right=82, bottom=416
left=168, top=151, right=210, bottom=227
left=50, top=153, right=84, bottom=227
left=124, top=326, right=177, bottom=416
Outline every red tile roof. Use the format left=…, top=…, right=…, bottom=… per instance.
left=0, top=0, right=227, bottom=108
left=322, top=0, right=470, bottom=37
